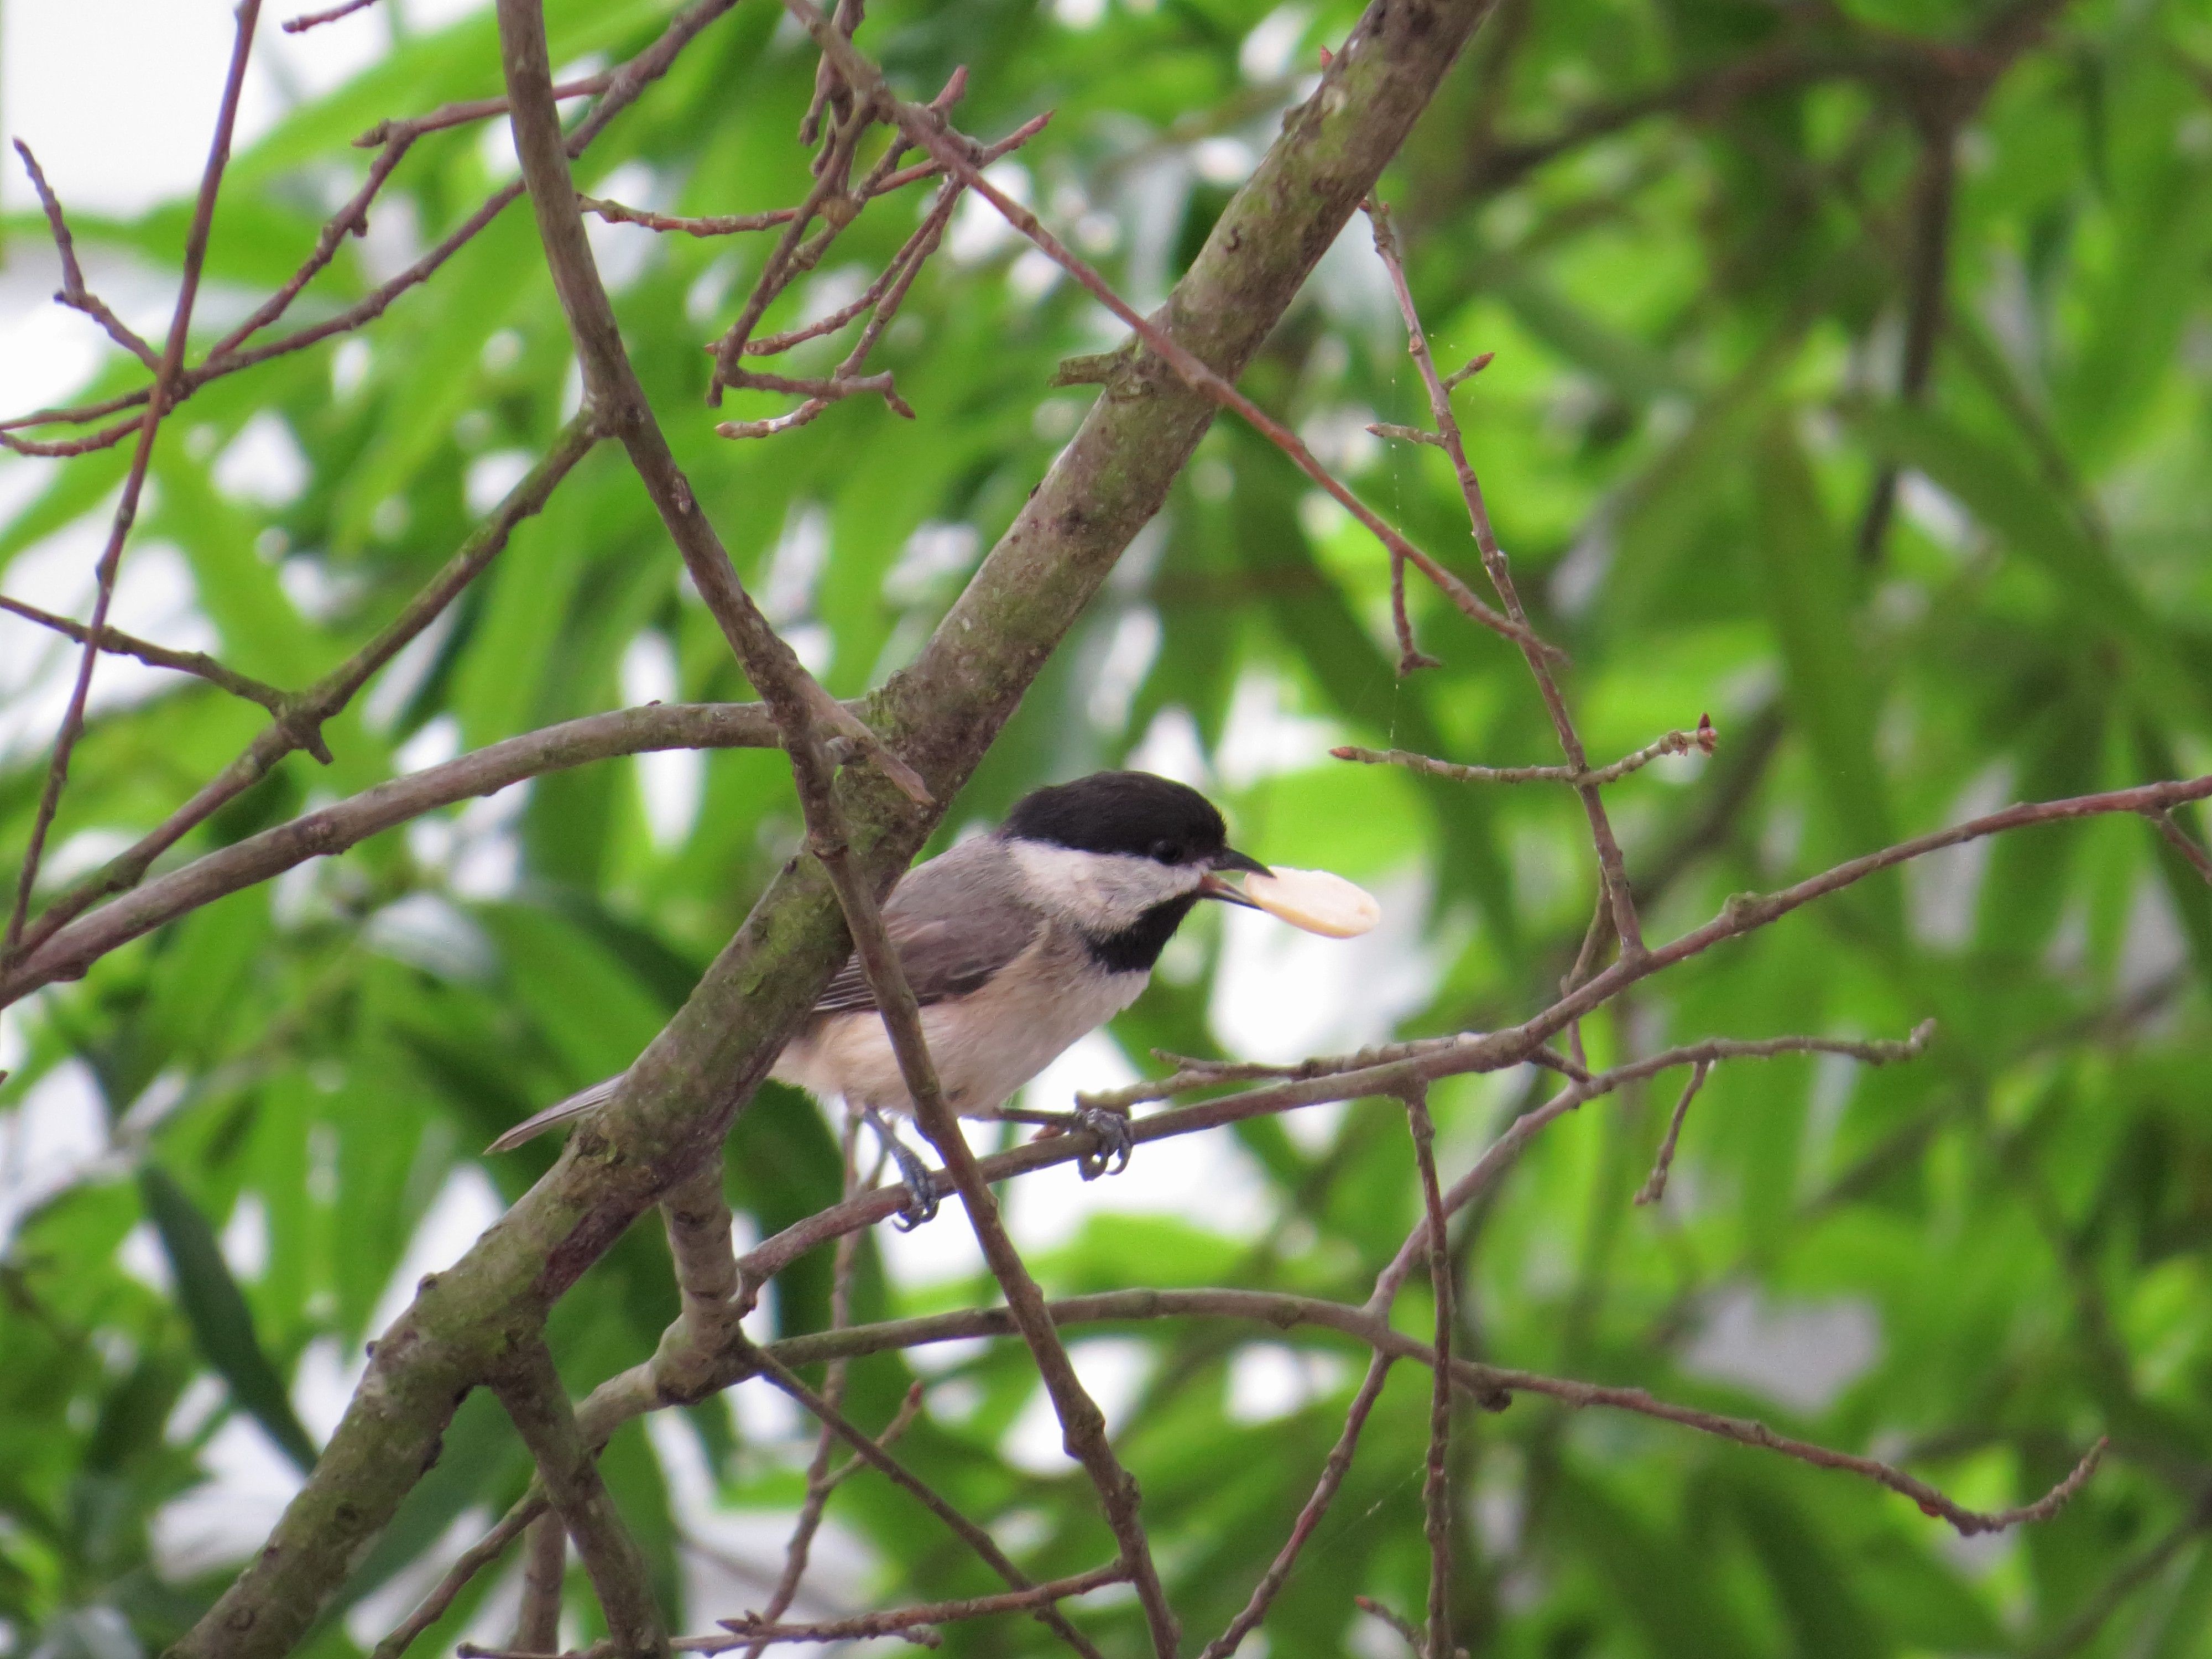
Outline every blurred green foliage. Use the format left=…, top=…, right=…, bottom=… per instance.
left=5, top=0, right=2212, bottom=1655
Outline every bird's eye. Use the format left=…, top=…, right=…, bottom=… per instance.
left=1150, top=839, right=1185, bottom=864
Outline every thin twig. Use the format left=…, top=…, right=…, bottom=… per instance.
left=745, top=1286, right=2103, bottom=1537
left=778, top=0, right=1556, bottom=666
left=1404, top=1089, right=1453, bottom=1659
left=709, top=1563, right=1129, bottom=1651
left=283, top=0, right=381, bottom=30
left=11, top=141, right=160, bottom=368
left=2146, top=808, right=2212, bottom=887
left=740, top=1116, right=868, bottom=1659
left=0, top=593, right=290, bottom=713
left=1, top=415, right=602, bottom=982
left=1364, top=197, right=1641, bottom=952
left=744, top=1347, right=1109, bottom=1659
left=1334, top=718, right=1716, bottom=787
left=372, top=1498, right=548, bottom=1659
left=1196, top=1354, right=1395, bottom=1658
left=5, top=0, right=263, bottom=959
left=1354, top=1598, right=1428, bottom=1652
left=493, top=1339, right=667, bottom=1658
left=1634, top=1061, right=1709, bottom=1206
left=515, top=1514, right=566, bottom=1655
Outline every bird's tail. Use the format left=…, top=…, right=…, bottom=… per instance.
left=486, top=1074, right=626, bottom=1154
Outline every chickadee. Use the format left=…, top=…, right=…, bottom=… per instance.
left=489, top=771, right=1271, bottom=1220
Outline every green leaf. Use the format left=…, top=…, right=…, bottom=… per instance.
left=137, top=1166, right=319, bottom=1474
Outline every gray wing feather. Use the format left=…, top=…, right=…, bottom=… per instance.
left=811, top=836, right=1040, bottom=1015
left=489, top=840, right=1039, bottom=1152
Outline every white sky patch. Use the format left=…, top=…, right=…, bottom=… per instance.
left=1087, top=607, right=1162, bottom=732
left=1908, top=759, right=2011, bottom=948
left=1210, top=869, right=1441, bottom=1063
left=583, top=161, right=662, bottom=292
left=622, top=631, right=703, bottom=850
left=220, top=1192, right=270, bottom=1282
left=1225, top=1342, right=1347, bottom=1424
left=1009, top=246, right=1063, bottom=302
left=395, top=713, right=462, bottom=775
left=0, top=1060, right=111, bottom=1249
left=1240, top=5, right=1310, bottom=80
left=464, top=448, right=535, bottom=516
left=0, top=531, right=216, bottom=766
left=1681, top=1286, right=1880, bottom=1415
left=362, top=1164, right=506, bottom=1344
left=1192, top=135, right=1256, bottom=186
left=1216, top=671, right=1338, bottom=786
left=1124, top=705, right=1210, bottom=787
left=151, top=1414, right=306, bottom=1579
left=884, top=521, right=979, bottom=605
left=213, top=413, right=309, bottom=508
left=948, top=162, right=1031, bottom=263
left=761, top=502, right=830, bottom=627
left=1052, top=0, right=1109, bottom=28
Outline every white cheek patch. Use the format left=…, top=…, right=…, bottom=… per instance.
left=1008, top=841, right=1198, bottom=933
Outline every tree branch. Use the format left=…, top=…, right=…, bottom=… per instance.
left=493, top=1340, right=667, bottom=1658
left=6, top=0, right=263, bottom=956
left=0, top=593, right=289, bottom=714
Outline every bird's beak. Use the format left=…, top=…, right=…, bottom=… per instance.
left=1199, top=847, right=1270, bottom=908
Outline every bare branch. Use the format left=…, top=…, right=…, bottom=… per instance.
left=1634, top=1060, right=1709, bottom=1206
left=283, top=0, right=382, bottom=30
left=1333, top=717, right=1717, bottom=787
left=0, top=593, right=289, bottom=714
left=371, top=1498, right=547, bottom=1659
left=750, top=1286, right=2101, bottom=1536
left=2146, top=808, right=2212, bottom=887
left=778, top=0, right=1555, bottom=666
left=6, top=0, right=263, bottom=958
left=1, top=416, right=604, bottom=993
left=11, top=140, right=160, bottom=368
left=708, top=1565, right=1129, bottom=1651
left=493, top=1340, right=667, bottom=1658
left=1365, top=197, right=1641, bottom=951
left=515, top=1514, right=566, bottom=1656
left=744, top=1347, right=1109, bottom=1659
left=1405, top=1089, right=1454, bottom=1659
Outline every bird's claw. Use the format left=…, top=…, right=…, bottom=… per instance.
left=862, top=1107, right=941, bottom=1230
left=1072, top=1104, right=1133, bottom=1181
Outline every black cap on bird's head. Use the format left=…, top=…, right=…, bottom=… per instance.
left=1001, top=771, right=1270, bottom=902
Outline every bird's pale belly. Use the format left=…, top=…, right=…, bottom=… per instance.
left=771, top=935, right=1146, bottom=1118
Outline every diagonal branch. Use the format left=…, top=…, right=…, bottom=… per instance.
left=492, top=1339, right=668, bottom=1659
left=743, top=1346, right=1110, bottom=1659
left=11, top=140, right=160, bottom=368
left=1, top=415, right=602, bottom=984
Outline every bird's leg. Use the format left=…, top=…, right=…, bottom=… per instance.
left=860, top=1105, right=941, bottom=1230
left=997, top=1103, right=1135, bottom=1181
